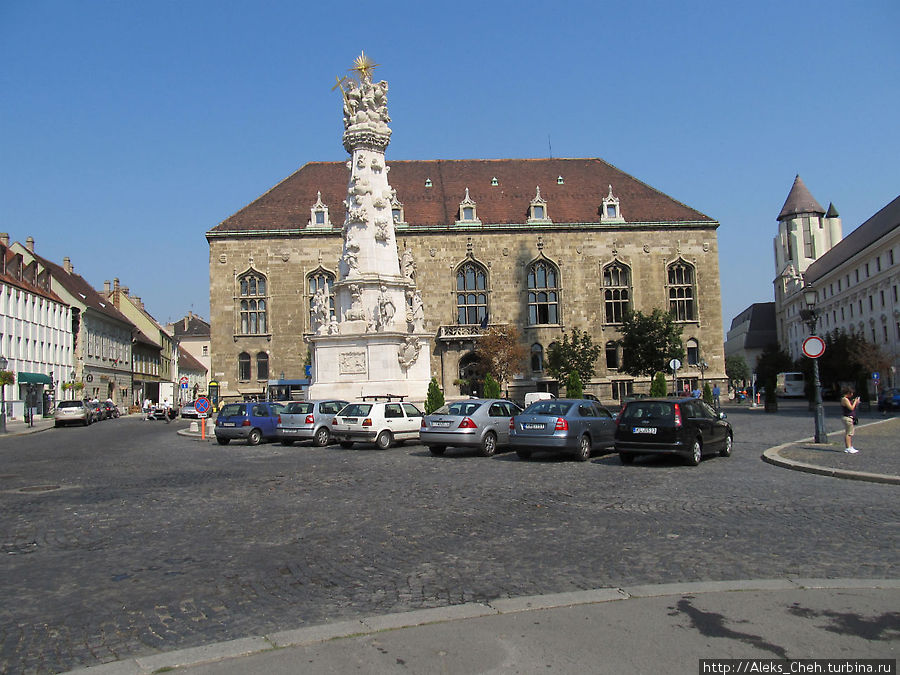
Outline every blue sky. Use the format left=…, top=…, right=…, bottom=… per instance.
left=2, top=0, right=898, bottom=330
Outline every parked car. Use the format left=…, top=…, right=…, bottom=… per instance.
left=420, top=398, right=522, bottom=456
left=509, top=398, right=617, bottom=462
left=147, top=405, right=172, bottom=420
left=180, top=401, right=201, bottom=419
left=877, top=388, right=900, bottom=412
left=331, top=399, right=423, bottom=449
left=277, top=399, right=348, bottom=446
left=215, top=401, right=285, bottom=445
left=54, top=400, right=92, bottom=427
left=614, top=397, right=733, bottom=466
left=102, top=400, right=119, bottom=418
left=87, top=400, right=105, bottom=422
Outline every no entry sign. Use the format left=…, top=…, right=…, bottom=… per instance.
left=802, top=336, right=826, bottom=359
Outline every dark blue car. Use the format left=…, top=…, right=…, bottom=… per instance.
left=215, top=401, right=285, bottom=445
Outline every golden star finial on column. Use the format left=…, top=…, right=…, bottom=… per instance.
left=351, top=51, right=379, bottom=81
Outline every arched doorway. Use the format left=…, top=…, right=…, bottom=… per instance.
left=457, top=352, right=484, bottom=397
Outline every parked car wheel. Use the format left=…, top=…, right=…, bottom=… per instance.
left=340, top=441, right=354, bottom=449
left=516, top=448, right=532, bottom=460
left=479, top=431, right=497, bottom=457
left=216, top=437, right=230, bottom=445
left=247, top=428, right=262, bottom=446
left=428, top=445, right=446, bottom=456
left=720, top=434, right=733, bottom=457
left=619, top=452, right=635, bottom=465
left=687, top=439, right=702, bottom=466
left=375, top=430, right=393, bottom=450
left=575, top=435, right=591, bottom=462
left=280, top=439, right=294, bottom=446
left=314, top=427, right=330, bottom=447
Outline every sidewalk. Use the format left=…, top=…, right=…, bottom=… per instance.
left=65, top=579, right=900, bottom=675
left=0, top=416, right=55, bottom=436
left=763, top=416, right=900, bottom=484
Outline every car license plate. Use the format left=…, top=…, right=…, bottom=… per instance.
left=222, top=422, right=235, bottom=427
left=632, top=427, right=656, bottom=434
left=343, top=418, right=357, bottom=424
left=282, top=428, right=297, bottom=434
left=431, top=421, right=451, bottom=428
left=523, top=423, right=544, bottom=430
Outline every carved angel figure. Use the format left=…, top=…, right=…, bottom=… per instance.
left=312, top=287, right=329, bottom=334
left=400, top=247, right=416, bottom=282
left=376, top=284, right=395, bottom=329
left=345, top=284, right=366, bottom=321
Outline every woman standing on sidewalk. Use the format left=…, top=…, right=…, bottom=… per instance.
left=840, top=387, right=860, bottom=454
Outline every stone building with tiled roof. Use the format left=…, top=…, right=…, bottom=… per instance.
left=208, top=156, right=726, bottom=403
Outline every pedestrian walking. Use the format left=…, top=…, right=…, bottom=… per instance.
left=712, top=383, right=721, bottom=409
left=840, top=387, right=860, bottom=454
left=163, top=398, right=171, bottom=424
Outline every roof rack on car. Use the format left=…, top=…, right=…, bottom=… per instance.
left=361, top=394, right=407, bottom=401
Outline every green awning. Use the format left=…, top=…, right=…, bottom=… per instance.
left=17, top=372, right=52, bottom=385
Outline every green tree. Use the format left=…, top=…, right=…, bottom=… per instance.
left=650, top=371, right=668, bottom=397
left=725, top=354, right=750, bottom=387
left=546, top=328, right=602, bottom=385
left=619, top=309, right=685, bottom=377
left=755, top=344, right=793, bottom=411
left=482, top=373, right=502, bottom=399
left=425, top=377, right=445, bottom=414
left=565, top=371, right=583, bottom=398
left=702, top=382, right=713, bottom=406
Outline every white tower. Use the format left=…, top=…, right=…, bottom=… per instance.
left=307, top=54, right=432, bottom=400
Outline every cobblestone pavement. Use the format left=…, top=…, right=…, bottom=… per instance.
left=1, top=402, right=897, bottom=673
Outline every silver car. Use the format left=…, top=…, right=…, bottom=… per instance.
left=509, top=398, right=617, bottom=462
left=277, top=399, right=348, bottom=446
left=420, top=399, right=522, bottom=457
left=54, top=400, right=92, bottom=427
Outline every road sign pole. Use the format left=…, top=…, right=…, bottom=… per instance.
left=201, top=417, right=205, bottom=440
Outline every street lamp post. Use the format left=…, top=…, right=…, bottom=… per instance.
left=800, top=284, right=828, bottom=444
left=0, top=355, right=7, bottom=434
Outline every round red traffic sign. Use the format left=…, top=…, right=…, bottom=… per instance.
left=802, top=336, right=826, bottom=359
left=194, top=396, right=211, bottom=414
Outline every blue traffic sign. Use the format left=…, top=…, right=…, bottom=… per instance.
left=872, top=372, right=880, bottom=380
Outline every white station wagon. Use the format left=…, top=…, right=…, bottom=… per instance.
left=331, top=399, right=424, bottom=449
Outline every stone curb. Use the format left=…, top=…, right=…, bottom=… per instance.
left=62, top=578, right=900, bottom=674
left=761, top=418, right=900, bottom=485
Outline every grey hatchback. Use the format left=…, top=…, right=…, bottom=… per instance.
left=277, top=399, right=348, bottom=446
left=509, top=399, right=617, bottom=461
left=420, top=398, right=522, bottom=457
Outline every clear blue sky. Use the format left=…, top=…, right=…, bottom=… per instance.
left=2, top=0, right=898, bottom=330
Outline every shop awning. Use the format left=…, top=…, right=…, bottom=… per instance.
left=18, top=372, right=52, bottom=385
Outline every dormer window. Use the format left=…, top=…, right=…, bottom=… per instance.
left=456, top=187, right=481, bottom=225
left=527, top=186, right=551, bottom=224
left=601, top=185, right=624, bottom=223
left=557, top=176, right=564, bottom=185
left=491, top=177, right=499, bottom=186
left=309, top=191, right=331, bottom=228
left=425, top=178, right=432, bottom=188
left=389, top=189, right=405, bottom=225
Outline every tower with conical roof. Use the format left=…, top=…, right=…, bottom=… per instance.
left=307, top=54, right=432, bottom=400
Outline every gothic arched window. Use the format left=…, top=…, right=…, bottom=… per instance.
left=602, top=262, right=631, bottom=324
left=531, top=343, right=544, bottom=372
left=667, top=261, right=696, bottom=321
left=456, top=262, right=488, bottom=325
left=238, top=352, right=251, bottom=381
left=527, top=261, right=559, bottom=325
left=239, top=271, right=268, bottom=335
left=307, top=269, right=336, bottom=327
left=256, top=352, right=269, bottom=380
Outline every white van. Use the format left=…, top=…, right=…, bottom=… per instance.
left=524, top=392, right=556, bottom=407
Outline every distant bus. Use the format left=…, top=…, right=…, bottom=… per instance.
left=776, top=372, right=805, bottom=397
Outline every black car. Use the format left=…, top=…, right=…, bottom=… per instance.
left=614, top=397, right=732, bottom=466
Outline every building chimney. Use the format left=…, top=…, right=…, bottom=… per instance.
left=104, top=281, right=111, bottom=294
left=113, top=277, right=120, bottom=293
left=63, top=257, right=73, bottom=274
left=121, top=286, right=129, bottom=297
left=0, top=234, right=9, bottom=247
left=25, top=237, right=34, bottom=252
left=184, top=316, right=189, bottom=331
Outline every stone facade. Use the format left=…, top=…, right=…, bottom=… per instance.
left=209, top=159, right=726, bottom=405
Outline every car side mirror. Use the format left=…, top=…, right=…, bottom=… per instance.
left=718, top=411, right=727, bottom=420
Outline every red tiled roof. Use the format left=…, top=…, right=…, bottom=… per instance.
left=209, top=158, right=714, bottom=234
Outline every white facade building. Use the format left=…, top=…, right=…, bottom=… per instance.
left=0, top=237, right=74, bottom=418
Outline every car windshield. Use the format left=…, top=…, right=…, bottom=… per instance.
left=58, top=401, right=83, bottom=409
left=340, top=403, right=372, bottom=416
left=219, top=404, right=246, bottom=417
left=526, top=401, right=573, bottom=416
left=440, top=401, right=483, bottom=416
left=285, top=402, right=314, bottom=414
left=620, top=402, right=675, bottom=422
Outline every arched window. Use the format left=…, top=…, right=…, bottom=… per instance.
left=238, top=352, right=251, bottom=381
left=239, top=271, right=268, bottom=334
left=602, top=262, right=631, bottom=324
left=307, top=269, right=336, bottom=327
left=531, top=343, right=544, bottom=372
left=456, top=262, right=488, bottom=325
left=256, top=352, right=269, bottom=380
left=667, top=261, right=695, bottom=321
left=527, top=261, right=559, bottom=325
left=605, top=341, right=619, bottom=370
left=686, top=338, right=699, bottom=365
